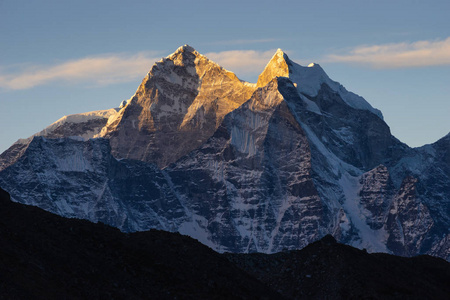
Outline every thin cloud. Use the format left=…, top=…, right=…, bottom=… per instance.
left=0, top=48, right=281, bottom=90
left=326, top=37, right=450, bottom=68
left=0, top=52, right=161, bottom=90
left=207, top=38, right=277, bottom=46
left=205, top=49, right=277, bottom=79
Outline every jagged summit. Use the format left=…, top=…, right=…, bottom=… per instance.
left=257, top=48, right=290, bottom=87
left=176, top=44, right=196, bottom=53
left=164, top=44, right=200, bottom=66
left=306, top=62, right=324, bottom=69
left=166, top=44, right=197, bottom=57
left=163, top=44, right=239, bottom=81
left=252, top=48, right=382, bottom=118
left=100, top=44, right=256, bottom=167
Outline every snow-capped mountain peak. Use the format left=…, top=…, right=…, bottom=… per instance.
left=99, top=45, right=256, bottom=167
left=257, top=49, right=290, bottom=87
left=175, top=44, right=196, bottom=54
left=0, top=45, right=448, bottom=261
left=286, top=53, right=383, bottom=119
left=256, top=49, right=382, bottom=118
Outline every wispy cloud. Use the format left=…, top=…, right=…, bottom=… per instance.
left=326, top=37, right=450, bottom=68
left=0, top=52, right=161, bottom=90
left=206, top=38, right=277, bottom=46
left=0, top=48, right=281, bottom=90
left=205, top=49, right=276, bottom=79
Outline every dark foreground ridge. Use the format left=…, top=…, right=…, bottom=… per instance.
left=226, top=235, right=450, bottom=299
left=1, top=187, right=449, bottom=299
left=0, top=187, right=282, bottom=300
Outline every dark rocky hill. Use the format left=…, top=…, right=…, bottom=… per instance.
left=0, top=187, right=282, bottom=300
left=226, top=235, right=450, bottom=299
left=1, top=187, right=449, bottom=299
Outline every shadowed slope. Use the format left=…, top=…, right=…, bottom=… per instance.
left=226, top=235, right=450, bottom=299
left=1, top=187, right=449, bottom=299
left=0, top=187, right=282, bottom=299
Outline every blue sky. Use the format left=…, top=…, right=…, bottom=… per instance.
left=1, top=0, right=449, bottom=153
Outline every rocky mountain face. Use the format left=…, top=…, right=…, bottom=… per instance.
left=1, top=187, right=449, bottom=300
left=0, top=45, right=448, bottom=259
left=100, top=45, right=255, bottom=168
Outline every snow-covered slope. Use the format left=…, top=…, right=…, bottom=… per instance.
left=23, top=108, right=119, bottom=142
left=0, top=46, right=448, bottom=259
left=257, top=49, right=383, bottom=118
left=0, top=108, right=119, bottom=172
left=289, top=61, right=383, bottom=119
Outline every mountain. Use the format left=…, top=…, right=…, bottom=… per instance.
left=0, top=45, right=448, bottom=259
left=1, top=187, right=449, bottom=299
